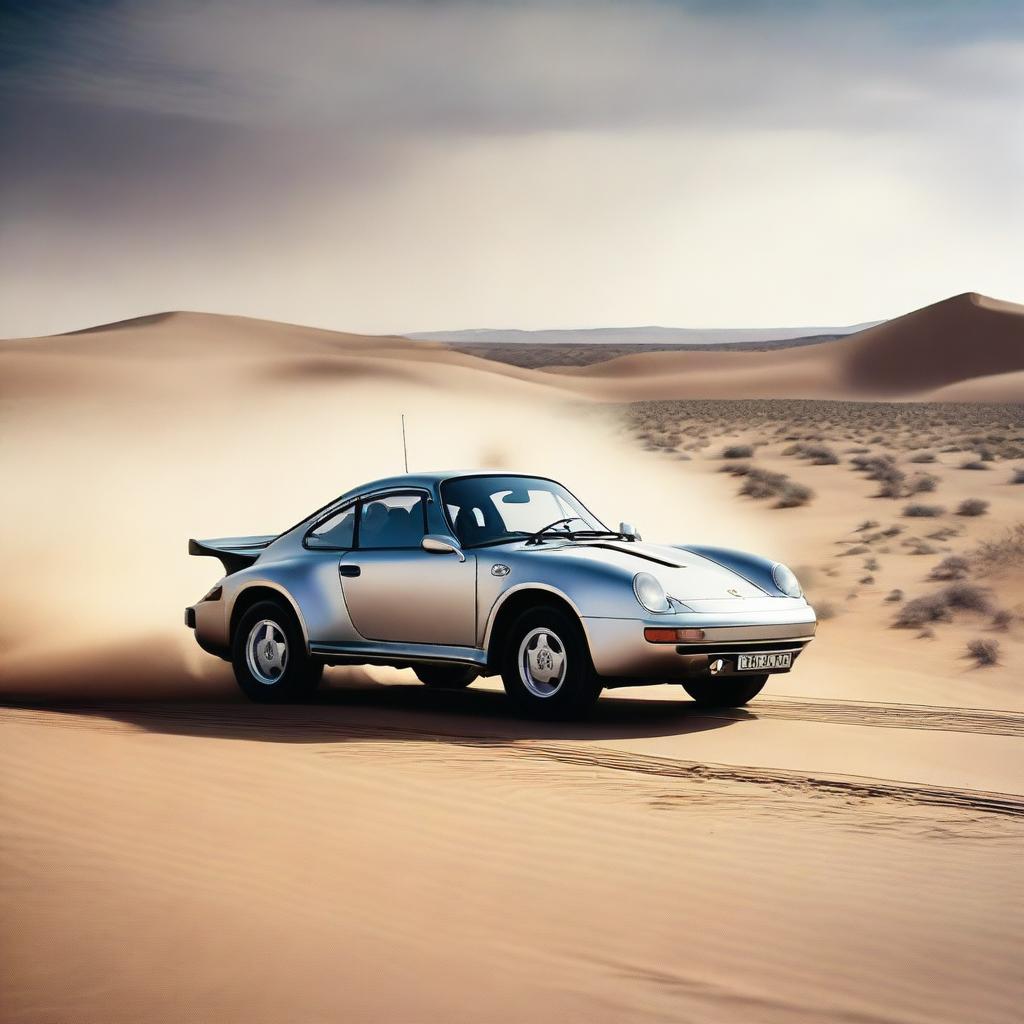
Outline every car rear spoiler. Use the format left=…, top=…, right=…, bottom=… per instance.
left=188, top=535, right=277, bottom=575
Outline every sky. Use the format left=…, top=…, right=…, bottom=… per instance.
left=1, top=0, right=1023, bottom=338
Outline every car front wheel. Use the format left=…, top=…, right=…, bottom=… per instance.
left=232, top=600, right=323, bottom=702
left=682, top=673, right=768, bottom=708
left=500, top=606, right=600, bottom=719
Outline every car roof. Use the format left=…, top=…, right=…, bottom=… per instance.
left=341, top=470, right=543, bottom=497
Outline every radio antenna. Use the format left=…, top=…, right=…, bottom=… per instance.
left=401, top=413, right=409, bottom=473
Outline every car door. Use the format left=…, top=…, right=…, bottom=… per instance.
left=339, top=491, right=477, bottom=646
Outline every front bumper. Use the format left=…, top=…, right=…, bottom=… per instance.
left=582, top=604, right=816, bottom=683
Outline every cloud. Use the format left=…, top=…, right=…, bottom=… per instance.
left=1, top=0, right=1022, bottom=337
left=5, top=0, right=1023, bottom=138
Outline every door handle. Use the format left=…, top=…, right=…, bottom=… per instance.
left=339, top=564, right=361, bottom=577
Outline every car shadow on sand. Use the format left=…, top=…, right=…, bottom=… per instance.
left=1, top=676, right=753, bottom=745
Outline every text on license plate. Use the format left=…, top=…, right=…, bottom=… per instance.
left=736, top=653, right=792, bottom=671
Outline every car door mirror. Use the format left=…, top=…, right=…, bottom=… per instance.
left=619, top=521, right=641, bottom=541
left=422, top=534, right=466, bottom=562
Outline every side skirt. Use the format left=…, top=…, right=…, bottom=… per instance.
left=309, top=640, right=487, bottom=671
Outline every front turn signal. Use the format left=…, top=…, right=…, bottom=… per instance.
left=644, top=627, right=705, bottom=643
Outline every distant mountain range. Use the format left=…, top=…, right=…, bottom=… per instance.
left=407, top=321, right=883, bottom=346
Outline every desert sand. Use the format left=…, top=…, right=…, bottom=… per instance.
left=2, top=299, right=1023, bottom=1022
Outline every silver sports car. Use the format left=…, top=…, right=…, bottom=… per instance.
left=186, top=472, right=816, bottom=717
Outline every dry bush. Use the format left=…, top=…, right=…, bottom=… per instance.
left=815, top=601, right=837, bottom=620
left=895, top=593, right=952, bottom=628
left=929, top=555, right=969, bottom=581
left=894, top=583, right=991, bottom=628
left=855, top=519, right=879, bottom=532
left=966, top=638, right=1000, bottom=666
left=957, top=498, right=989, bottom=517
left=776, top=481, right=814, bottom=508
left=859, top=575, right=875, bottom=585
left=907, top=474, right=938, bottom=494
left=722, top=444, right=754, bottom=459
left=960, top=459, right=990, bottom=470
left=904, top=539, right=938, bottom=555
left=1011, top=467, right=1024, bottom=484
left=973, top=524, right=1024, bottom=573
left=903, top=504, right=945, bottom=518
left=737, top=468, right=813, bottom=508
left=885, top=589, right=904, bottom=602
left=864, top=556, right=880, bottom=572
left=784, top=442, right=839, bottom=465
left=944, top=583, right=992, bottom=613
left=909, top=452, right=936, bottom=463
left=992, top=609, right=1014, bottom=631
left=840, top=544, right=869, bottom=556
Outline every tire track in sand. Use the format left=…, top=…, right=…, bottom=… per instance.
left=4, top=700, right=1023, bottom=819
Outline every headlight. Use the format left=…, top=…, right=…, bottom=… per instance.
left=772, top=563, right=802, bottom=598
left=633, top=572, right=671, bottom=613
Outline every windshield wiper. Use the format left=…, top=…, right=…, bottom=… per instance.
left=524, top=517, right=586, bottom=545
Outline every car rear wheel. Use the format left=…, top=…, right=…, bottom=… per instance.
left=682, top=674, right=768, bottom=708
left=413, top=664, right=478, bottom=689
left=232, top=600, right=323, bottom=702
left=500, top=606, right=600, bottom=719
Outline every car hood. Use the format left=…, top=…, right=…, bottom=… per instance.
left=518, top=540, right=768, bottom=604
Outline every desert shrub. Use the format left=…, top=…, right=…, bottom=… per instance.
left=909, top=452, right=936, bottom=463
left=992, top=609, right=1013, bottom=631
left=859, top=575, right=875, bottom=585
left=855, top=519, right=879, bottom=532
left=864, top=556, right=880, bottom=572
left=895, top=593, right=952, bottom=628
left=722, top=445, right=754, bottom=459
left=1011, top=467, right=1024, bottom=484
left=966, top=638, right=1000, bottom=666
left=737, top=468, right=813, bottom=508
left=960, top=460, right=990, bottom=470
left=973, top=524, right=1024, bottom=572
left=904, top=539, right=938, bottom=556
left=815, top=601, right=837, bottom=620
left=894, top=583, right=991, bottom=628
left=903, top=504, right=945, bottom=518
left=776, top=481, right=814, bottom=508
left=907, top=474, right=938, bottom=494
left=957, top=498, right=989, bottom=517
left=885, top=589, right=904, bottom=602
left=784, top=443, right=839, bottom=465
left=739, top=469, right=784, bottom=499
left=928, top=555, right=969, bottom=581
left=841, top=544, right=869, bottom=556
left=944, top=583, right=991, bottom=613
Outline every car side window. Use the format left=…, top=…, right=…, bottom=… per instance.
left=358, top=493, right=427, bottom=549
left=306, top=505, right=356, bottom=549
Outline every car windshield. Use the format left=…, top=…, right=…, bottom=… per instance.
left=441, top=475, right=608, bottom=547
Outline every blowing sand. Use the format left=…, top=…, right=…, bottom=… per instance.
left=2, top=308, right=1023, bottom=1023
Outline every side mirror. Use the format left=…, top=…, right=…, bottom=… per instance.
left=422, top=534, right=466, bottom=562
left=619, top=521, right=641, bottom=541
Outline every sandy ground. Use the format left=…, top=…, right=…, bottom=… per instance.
left=2, top=309, right=1023, bottom=1022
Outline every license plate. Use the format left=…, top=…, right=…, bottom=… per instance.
left=736, top=652, right=791, bottom=671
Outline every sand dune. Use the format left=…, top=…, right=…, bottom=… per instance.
left=2, top=302, right=1023, bottom=1023
left=552, top=292, right=1024, bottom=400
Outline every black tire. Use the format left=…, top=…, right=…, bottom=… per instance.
left=500, top=605, right=601, bottom=720
left=232, top=600, right=323, bottom=703
left=682, top=673, right=768, bottom=708
left=413, top=664, right=478, bottom=689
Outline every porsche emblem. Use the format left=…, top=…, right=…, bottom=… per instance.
left=727, top=588, right=741, bottom=597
